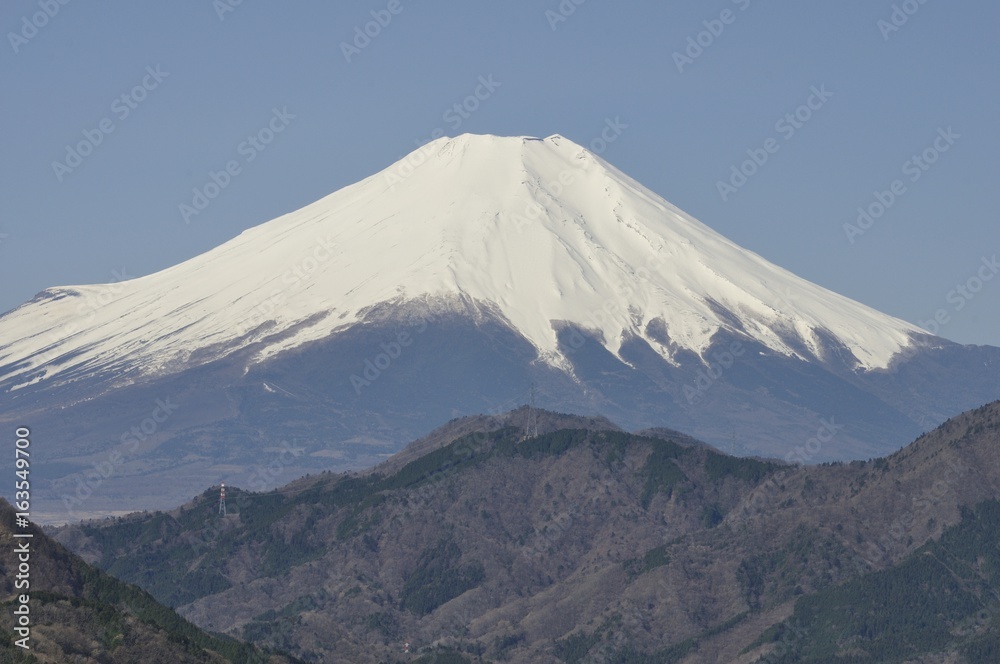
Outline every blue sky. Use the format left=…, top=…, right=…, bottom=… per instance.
left=2, top=0, right=998, bottom=345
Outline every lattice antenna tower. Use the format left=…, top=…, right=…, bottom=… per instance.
left=523, top=383, right=539, bottom=440
left=218, top=482, right=227, bottom=517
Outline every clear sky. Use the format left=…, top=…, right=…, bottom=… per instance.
left=2, top=0, right=997, bottom=346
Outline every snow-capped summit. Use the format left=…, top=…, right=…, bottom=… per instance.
left=0, top=133, right=923, bottom=394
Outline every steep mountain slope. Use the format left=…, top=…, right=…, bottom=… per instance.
left=55, top=403, right=1000, bottom=663
left=1, top=134, right=997, bottom=519
left=758, top=499, right=1000, bottom=663
left=0, top=499, right=297, bottom=663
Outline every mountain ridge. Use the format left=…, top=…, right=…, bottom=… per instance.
left=52, top=401, right=1000, bottom=663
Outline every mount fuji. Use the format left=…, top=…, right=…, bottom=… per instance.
left=2, top=134, right=997, bottom=520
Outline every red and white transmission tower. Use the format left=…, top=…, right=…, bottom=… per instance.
left=218, top=482, right=227, bottom=517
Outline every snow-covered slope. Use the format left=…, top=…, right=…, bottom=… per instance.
left=0, top=134, right=923, bottom=393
